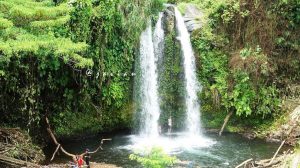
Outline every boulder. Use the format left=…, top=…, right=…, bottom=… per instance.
left=183, top=4, right=204, bottom=32
left=163, top=6, right=175, bottom=34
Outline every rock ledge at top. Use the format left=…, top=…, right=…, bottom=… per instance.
left=183, top=4, right=204, bottom=32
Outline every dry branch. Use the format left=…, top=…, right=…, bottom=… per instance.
left=46, top=117, right=111, bottom=161
left=46, top=117, right=76, bottom=159
left=85, top=139, right=112, bottom=155
left=268, top=140, right=285, bottom=165
left=235, top=158, right=253, bottom=168
left=235, top=138, right=290, bottom=167
left=50, top=144, right=60, bottom=161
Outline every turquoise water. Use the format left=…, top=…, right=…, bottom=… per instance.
left=51, top=133, right=284, bottom=168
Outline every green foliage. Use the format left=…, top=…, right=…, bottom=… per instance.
left=231, top=71, right=255, bottom=116
left=52, top=109, right=103, bottom=137
left=229, top=46, right=280, bottom=117
left=129, top=147, right=177, bottom=168
left=192, top=28, right=230, bottom=109
left=0, top=0, right=93, bottom=134
left=102, top=82, right=126, bottom=108
left=200, top=101, right=227, bottom=128
left=86, top=0, right=164, bottom=116
left=190, top=0, right=290, bottom=125
left=177, top=2, right=188, bottom=14
left=69, top=0, right=92, bottom=42
left=0, top=0, right=164, bottom=138
left=158, top=28, right=186, bottom=130
left=0, top=1, right=69, bottom=27
left=0, top=0, right=92, bottom=67
left=0, top=18, right=13, bottom=30
left=194, top=31, right=280, bottom=118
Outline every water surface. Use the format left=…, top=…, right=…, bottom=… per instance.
left=53, top=133, right=283, bottom=168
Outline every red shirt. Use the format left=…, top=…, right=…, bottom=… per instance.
left=77, top=156, right=84, bottom=167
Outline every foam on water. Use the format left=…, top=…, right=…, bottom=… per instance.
left=121, top=134, right=216, bottom=154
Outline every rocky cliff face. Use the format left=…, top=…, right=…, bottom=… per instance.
left=183, top=4, right=203, bottom=32
left=157, top=6, right=186, bottom=131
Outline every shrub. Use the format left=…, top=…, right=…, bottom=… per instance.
left=129, top=147, right=177, bottom=168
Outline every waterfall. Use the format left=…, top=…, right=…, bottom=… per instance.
left=130, top=9, right=214, bottom=152
left=175, top=7, right=202, bottom=135
left=153, top=13, right=165, bottom=64
left=137, top=14, right=163, bottom=138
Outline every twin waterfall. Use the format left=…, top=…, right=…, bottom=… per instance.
left=135, top=7, right=202, bottom=139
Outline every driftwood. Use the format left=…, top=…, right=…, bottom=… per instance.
left=46, top=117, right=111, bottom=162
left=255, top=155, right=285, bottom=167
left=268, top=140, right=285, bottom=165
left=85, top=139, right=112, bottom=154
left=235, top=140, right=289, bottom=167
left=0, top=154, right=39, bottom=168
left=219, top=111, right=233, bottom=136
left=236, top=155, right=285, bottom=168
left=235, top=158, right=253, bottom=168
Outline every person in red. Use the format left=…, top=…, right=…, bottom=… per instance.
left=77, top=155, right=84, bottom=168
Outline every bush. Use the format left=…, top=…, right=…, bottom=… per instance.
left=129, top=147, right=177, bottom=168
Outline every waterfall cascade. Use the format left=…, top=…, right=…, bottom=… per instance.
left=131, top=6, right=214, bottom=152
left=137, top=18, right=162, bottom=138
left=153, top=13, right=165, bottom=62
left=175, top=7, right=202, bottom=135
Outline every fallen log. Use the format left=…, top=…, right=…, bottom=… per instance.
left=0, top=154, right=39, bottom=168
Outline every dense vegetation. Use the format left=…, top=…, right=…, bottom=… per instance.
left=176, top=0, right=299, bottom=129
left=0, top=0, right=164, bottom=138
left=1, top=0, right=299, bottom=167
left=158, top=10, right=186, bottom=130
left=1, top=0, right=299, bottom=143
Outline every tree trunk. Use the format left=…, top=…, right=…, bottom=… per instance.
left=219, top=111, right=233, bottom=136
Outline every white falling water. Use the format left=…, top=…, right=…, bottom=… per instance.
left=128, top=10, right=214, bottom=153
left=138, top=19, right=162, bottom=138
left=153, top=13, right=165, bottom=63
left=175, top=8, right=202, bottom=135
